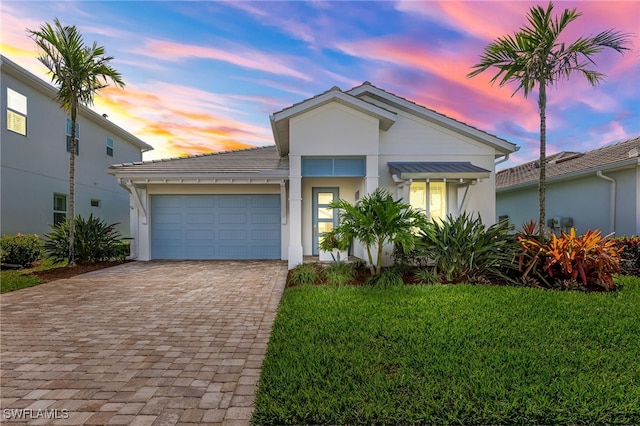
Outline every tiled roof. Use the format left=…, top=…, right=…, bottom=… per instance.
left=109, top=145, right=288, bottom=175
left=496, top=137, right=640, bottom=190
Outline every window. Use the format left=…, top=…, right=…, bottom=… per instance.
left=53, top=194, right=67, bottom=225
left=302, top=157, right=366, bottom=177
left=106, top=137, right=114, bottom=156
left=66, top=118, right=79, bottom=155
left=409, top=181, right=447, bottom=222
left=90, top=199, right=101, bottom=208
left=7, top=88, right=27, bottom=136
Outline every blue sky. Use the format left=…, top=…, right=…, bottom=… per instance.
left=2, top=1, right=638, bottom=168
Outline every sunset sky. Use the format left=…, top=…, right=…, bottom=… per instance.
left=2, top=1, right=638, bottom=167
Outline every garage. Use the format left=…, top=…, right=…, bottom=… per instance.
left=150, top=194, right=281, bottom=260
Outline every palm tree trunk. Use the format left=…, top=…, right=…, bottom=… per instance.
left=68, top=102, right=77, bottom=266
left=538, top=82, right=547, bottom=242
left=366, top=247, right=375, bottom=276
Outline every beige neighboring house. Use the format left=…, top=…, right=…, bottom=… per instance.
left=1, top=55, right=153, bottom=237
left=496, top=137, right=640, bottom=237
left=109, top=82, right=518, bottom=268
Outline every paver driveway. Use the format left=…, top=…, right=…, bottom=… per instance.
left=0, top=260, right=287, bottom=425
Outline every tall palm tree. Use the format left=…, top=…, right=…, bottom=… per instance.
left=468, top=2, right=630, bottom=241
left=28, top=18, right=125, bottom=265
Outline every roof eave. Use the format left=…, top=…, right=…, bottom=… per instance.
left=497, top=158, right=640, bottom=193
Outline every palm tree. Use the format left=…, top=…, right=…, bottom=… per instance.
left=323, top=188, right=427, bottom=275
left=28, top=18, right=125, bottom=265
left=468, top=2, right=631, bottom=241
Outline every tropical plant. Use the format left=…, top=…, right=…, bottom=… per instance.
left=288, top=262, right=321, bottom=287
left=28, top=18, right=125, bottom=265
left=416, top=212, right=518, bottom=283
left=323, top=188, right=427, bottom=276
left=614, top=236, right=640, bottom=276
left=468, top=2, right=631, bottom=241
left=44, top=214, right=125, bottom=264
left=365, top=267, right=404, bottom=286
left=519, top=228, right=621, bottom=290
left=414, top=268, right=440, bottom=285
left=0, top=234, right=42, bottom=267
left=319, top=233, right=350, bottom=264
left=323, top=262, right=356, bottom=286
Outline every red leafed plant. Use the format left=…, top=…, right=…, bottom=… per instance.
left=518, top=228, right=621, bottom=291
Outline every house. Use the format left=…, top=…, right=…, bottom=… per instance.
left=496, top=137, right=640, bottom=237
left=1, top=55, right=153, bottom=237
left=108, top=82, right=518, bottom=268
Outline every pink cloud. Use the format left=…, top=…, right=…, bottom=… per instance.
left=132, top=38, right=311, bottom=81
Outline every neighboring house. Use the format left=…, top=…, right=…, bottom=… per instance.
left=496, top=137, right=640, bottom=237
left=1, top=55, right=153, bottom=237
left=108, top=82, right=518, bottom=268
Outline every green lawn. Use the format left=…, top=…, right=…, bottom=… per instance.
left=253, top=276, right=640, bottom=425
left=0, top=259, right=64, bottom=293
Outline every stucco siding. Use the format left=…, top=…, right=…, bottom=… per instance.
left=289, top=103, right=379, bottom=156
left=1, top=68, right=144, bottom=237
left=497, top=167, right=639, bottom=236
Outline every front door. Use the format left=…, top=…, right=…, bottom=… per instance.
left=312, top=187, right=339, bottom=255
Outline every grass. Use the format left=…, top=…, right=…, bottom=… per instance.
left=253, top=275, right=640, bottom=425
left=0, top=259, right=64, bottom=293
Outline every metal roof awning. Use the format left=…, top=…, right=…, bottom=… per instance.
left=388, top=162, right=491, bottom=180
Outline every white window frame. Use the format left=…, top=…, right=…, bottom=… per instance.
left=106, top=137, right=114, bottom=157
left=7, top=88, right=27, bottom=136
left=53, top=193, right=67, bottom=225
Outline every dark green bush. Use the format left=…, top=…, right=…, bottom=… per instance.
left=288, top=262, right=321, bottom=286
left=44, top=214, right=124, bottom=264
left=415, top=212, right=519, bottom=283
left=323, top=262, right=356, bottom=286
left=0, top=233, right=42, bottom=266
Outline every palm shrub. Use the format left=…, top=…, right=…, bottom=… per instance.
left=44, top=214, right=124, bottom=264
left=323, top=188, right=427, bottom=276
left=0, top=234, right=42, bottom=267
left=416, top=212, right=518, bottom=283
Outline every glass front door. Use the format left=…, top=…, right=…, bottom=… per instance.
left=312, top=188, right=339, bottom=255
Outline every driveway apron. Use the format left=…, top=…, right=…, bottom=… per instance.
left=0, top=260, right=287, bottom=425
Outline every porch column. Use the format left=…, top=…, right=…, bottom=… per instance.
left=288, top=155, right=303, bottom=269
left=364, top=154, right=379, bottom=194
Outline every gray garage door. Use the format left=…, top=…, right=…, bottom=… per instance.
left=151, top=195, right=281, bottom=260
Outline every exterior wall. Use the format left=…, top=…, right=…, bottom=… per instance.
left=289, top=103, right=379, bottom=156
left=496, top=167, right=639, bottom=236
left=132, top=184, right=286, bottom=261
left=375, top=107, right=498, bottom=223
left=1, top=62, right=145, bottom=237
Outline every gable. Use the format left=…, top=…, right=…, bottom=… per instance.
left=289, top=102, right=379, bottom=156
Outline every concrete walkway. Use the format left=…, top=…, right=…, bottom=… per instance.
left=0, top=260, right=287, bottom=425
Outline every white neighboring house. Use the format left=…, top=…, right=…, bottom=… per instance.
left=496, top=137, right=640, bottom=237
left=1, top=55, right=153, bottom=237
left=109, top=82, right=518, bottom=268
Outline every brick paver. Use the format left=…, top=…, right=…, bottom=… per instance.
left=1, top=261, right=287, bottom=425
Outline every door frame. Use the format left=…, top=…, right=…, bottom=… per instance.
left=312, top=187, right=339, bottom=256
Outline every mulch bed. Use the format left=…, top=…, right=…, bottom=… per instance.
left=29, top=261, right=130, bottom=283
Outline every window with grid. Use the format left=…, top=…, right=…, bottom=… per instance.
left=7, top=88, right=27, bottom=136
left=409, top=181, right=447, bottom=223
left=106, top=137, right=114, bottom=156
left=53, top=193, right=67, bottom=225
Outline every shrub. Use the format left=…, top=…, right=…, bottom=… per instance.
left=415, top=213, right=519, bottom=283
left=614, top=236, right=640, bottom=276
left=365, top=267, right=404, bottom=286
left=0, top=233, right=42, bottom=267
left=44, top=214, right=124, bottom=264
left=519, top=228, right=621, bottom=291
left=415, top=268, right=440, bottom=285
left=323, top=262, right=356, bottom=286
left=288, top=262, right=321, bottom=286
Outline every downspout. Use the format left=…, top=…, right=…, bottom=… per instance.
left=596, top=171, right=616, bottom=235
left=117, top=178, right=141, bottom=260
left=495, top=153, right=510, bottom=166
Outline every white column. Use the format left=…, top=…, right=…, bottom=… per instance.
left=288, top=155, right=303, bottom=269
left=365, top=154, right=379, bottom=194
